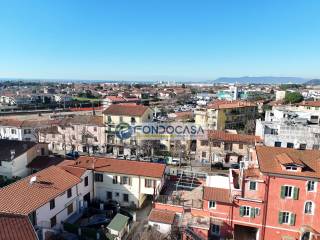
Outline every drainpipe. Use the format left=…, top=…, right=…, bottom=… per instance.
left=261, top=175, right=270, bottom=240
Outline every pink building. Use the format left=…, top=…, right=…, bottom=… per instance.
left=149, top=146, right=320, bottom=240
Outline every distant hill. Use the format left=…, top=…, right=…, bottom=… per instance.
left=304, top=79, right=320, bottom=86
left=214, top=76, right=306, bottom=84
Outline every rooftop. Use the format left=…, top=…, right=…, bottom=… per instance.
left=102, top=104, right=149, bottom=117
left=203, top=187, right=232, bottom=204
left=107, top=213, right=129, bottom=232
left=256, top=146, right=320, bottom=179
left=148, top=209, right=176, bottom=224
left=207, top=100, right=256, bottom=110
left=0, top=140, right=37, bottom=162
left=64, top=156, right=166, bottom=178
left=208, top=130, right=262, bottom=144
left=0, top=213, right=37, bottom=240
left=0, top=166, right=81, bottom=215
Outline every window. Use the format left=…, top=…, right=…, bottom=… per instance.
left=270, top=128, right=278, bottom=135
left=307, top=181, right=316, bottom=192
left=50, top=199, right=55, bottom=210
left=211, top=224, right=220, bottom=236
left=249, top=181, right=257, bottom=191
left=67, top=188, right=72, bottom=198
left=274, top=141, right=281, bottom=147
left=212, top=142, right=221, bottom=148
left=202, top=151, right=207, bottom=158
left=131, top=117, right=136, bottom=123
left=281, top=186, right=299, bottom=199
left=300, top=144, right=307, bottom=150
left=67, top=203, right=73, bottom=215
left=120, top=176, right=132, bottom=185
left=287, top=142, right=294, bottom=148
left=107, top=116, right=112, bottom=123
left=95, top=173, right=103, bottom=182
left=24, top=129, right=31, bottom=134
left=313, top=144, right=319, bottom=150
left=285, top=165, right=298, bottom=171
left=93, top=127, right=97, bottom=132
left=145, top=179, right=154, bottom=188
left=208, top=201, right=216, bottom=209
left=304, top=201, right=314, bottom=214
left=11, top=129, right=16, bottom=134
left=107, top=191, right=112, bottom=200
left=119, top=116, right=123, bottom=122
left=113, top=176, right=118, bottom=184
left=123, top=194, right=129, bottom=202
left=84, top=176, right=88, bottom=187
left=278, top=212, right=295, bottom=225
left=239, top=144, right=243, bottom=149
left=200, top=140, right=208, bottom=146
left=50, top=216, right=57, bottom=228
left=240, top=206, right=250, bottom=217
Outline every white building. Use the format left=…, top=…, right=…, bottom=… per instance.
left=0, top=139, right=48, bottom=179
left=0, top=165, right=93, bottom=240
left=148, top=209, right=176, bottom=235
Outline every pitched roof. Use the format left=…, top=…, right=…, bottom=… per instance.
left=107, top=213, right=129, bottom=232
left=203, top=187, right=231, bottom=203
left=0, top=140, right=37, bottom=162
left=208, top=100, right=256, bottom=110
left=27, top=155, right=65, bottom=170
left=256, top=146, right=320, bottom=179
left=208, top=130, right=262, bottom=144
left=70, top=156, right=166, bottom=178
left=148, top=209, right=176, bottom=224
left=244, top=168, right=262, bottom=178
left=0, top=166, right=81, bottom=215
left=298, top=101, right=320, bottom=107
left=0, top=213, right=37, bottom=240
left=102, top=104, right=149, bottom=117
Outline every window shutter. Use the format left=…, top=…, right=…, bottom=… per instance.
left=240, top=206, right=244, bottom=217
left=255, top=208, right=260, bottom=216
left=250, top=208, right=255, bottom=218
left=278, top=212, right=283, bottom=224
left=280, top=186, right=285, bottom=199
left=293, top=187, right=299, bottom=200
left=290, top=213, right=296, bottom=226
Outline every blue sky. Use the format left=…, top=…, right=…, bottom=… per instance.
left=0, top=0, right=319, bottom=81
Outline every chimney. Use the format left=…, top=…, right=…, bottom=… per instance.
left=10, top=149, right=15, bottom=160
left=29, top=176, right=37, bottom=185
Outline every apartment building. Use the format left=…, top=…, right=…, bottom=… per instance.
left=257, top=103, right=320, bottom=149
left=39, top=115, right=106, bottom=154
left=0, top=118, right=57, bottom=142
left=196, top=130, right=262, bottom=166
left=195, top=100, right=257, bottom=131
left=0, top=139, right=48, bottom=179
left=103, top=104, right=153, bottom=157
left=150, top=146, right=320, bottom=240
left=64, top=156, right=166, bottom=208
left=0, top=165, right=93, bottom=240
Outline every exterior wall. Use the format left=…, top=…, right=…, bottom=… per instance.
left=94, top=171, right=162, bottom=208
left=264, top=176, right=320, bottom=239
left=0, top=127, right=23, bottom=140
left=35, top=185, right=79, bottom=229
left=0, top=143, right=48, bottom=178
left=148, top=221, right=172, bottom=234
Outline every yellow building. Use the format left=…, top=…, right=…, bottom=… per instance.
left=195, top=100, right=257, bottom=131
left=103, top=104, right=153, bottom=157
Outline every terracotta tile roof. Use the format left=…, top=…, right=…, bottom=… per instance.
left=0, top=166, right=81, bottom=215
left=27, top=155, right=65, bottom=170
left=203, top=187, right=231, bottom=203
left=71, top=156, right=166, bottom=178
left=208, top=130, right=262, bottom=144
left=298, top=101, right=320, bottom=107
left=59, top=115, right=104, bottom=127
left=149, top=209, right=176, bottom=224
left=102, top=104, right=149, bottom=117
left=0, top=213, right=37, bottom=240
left=0, top=140, right=37, bottom=162
left=244, top=168, right=262, bottom=178
left=105, top=96, right=126, bottom=102
left=60, top=166, right=87, bottom=178
left=208, top=100, right=256, bottom=109
left=256, top=146, right=320, bottom=178
left=0, top=119, right=58, bottom=128
left=275, top=153, right=304, bottom=166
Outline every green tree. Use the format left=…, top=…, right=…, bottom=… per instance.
left=284, top=91, right=303, bottom=104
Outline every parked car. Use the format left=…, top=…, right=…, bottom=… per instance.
left=65, top=151, right=79, bottom=159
